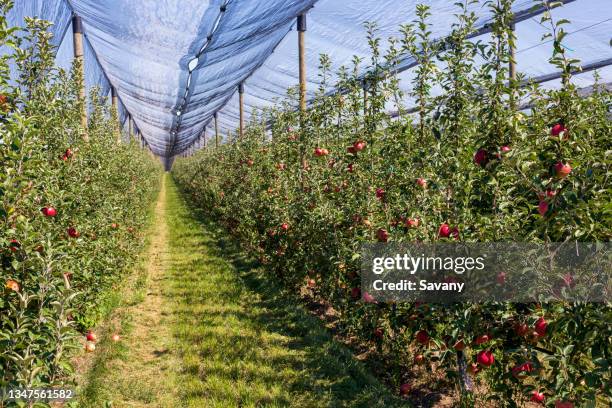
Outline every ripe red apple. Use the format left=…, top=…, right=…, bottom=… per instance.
left=512, top=361, right=534, bottom=379
left=501, top=145, right=511, bottom=153
left=474, top=149, right=488, bottom=167
left=307, top=279, right=316, bottom=288
left=42, top=207, right=57, bottom=217
left=550, top=123, right=567, bottom=137
left=496, top=271, right=506, bottom=285
left=111, top=223, right=118, bottom=229
left=538, top=200, right=549, bottom=217
left=406, top=218, right=419, bottom=228
left=450, top=227, right=460, bottom=240
left=534, top=317, right=547, bottom=336
left=246, top=159, right=254, bottom=167
left=111, top=334, right=120, bottom=342
left=376, top=228, right=389, bottom=242
left=67, top=227, right=80, bottom=238
left=468, top=362, right=480, bottom=375
left=280, top=223, right=289, bottom=231
left=321, top=148, right=329, bottom=156
left=86, top=331, right=97, bottom=342
left=351, top=287, right=361, bottom=299
left=531, top=391, right=545, bottom=403
left=347, top=163, right=354, bottom=173
left=453, top=339, right=466, bottom=351
left=474, top=334, right=490, bottom=345
left=554, top=162, right=571, bottom=178
left=84, top=342, right=96, bottom=352
left=416, top=178, right=427, bottom=188
left=477, top=349, right=494, bottom=367
left=438, top=223, right=451, bottom=238
left=353, top=140, right=366, bottom=151
left=414, top=354, right=425, bottom=365
left=347, top=146, right=357, bottom=154
left=416, top=330, right=429, bottom=345
left=375, top=188, right=385, bottom=200
left=314, top=147, right=323, bottom=156
left=399, top=383, right=410, bottom=396
left=65, top=148, right=73, bottom=158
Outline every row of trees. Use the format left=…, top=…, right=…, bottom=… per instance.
left=174, top=1, right=610, bottom=406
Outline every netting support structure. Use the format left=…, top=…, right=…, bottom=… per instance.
left=72, top=14, right=88, bottom=141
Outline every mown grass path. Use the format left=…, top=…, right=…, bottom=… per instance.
left=79, top=174, right=405, bottom=407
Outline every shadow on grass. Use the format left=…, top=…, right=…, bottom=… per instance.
left=169, top=182, right=410, bottom=408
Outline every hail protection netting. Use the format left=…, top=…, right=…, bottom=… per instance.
left=4, top=0, right=612, bottom=157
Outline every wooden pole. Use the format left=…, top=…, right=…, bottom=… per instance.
left=214, top=112, right=220, bottom=148
left=297, top=14, right=307, bottom=113
left=72, top=15, right=88, bottom=141
left=509, top=23, right=516, bottom=81
left=112, top=87, right=120, bottom=143
left=238, top=83, right=244, bottom=138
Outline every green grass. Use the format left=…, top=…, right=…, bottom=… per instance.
left=78, top=174, right=408, bottom=407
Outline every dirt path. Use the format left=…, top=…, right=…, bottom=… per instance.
left=79, top=175, right=180, bottom=407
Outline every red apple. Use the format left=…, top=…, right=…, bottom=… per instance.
left=111, top=334, right=120, bottom=342
left=477, top=349, right=494, bottom=367
left=468, top=362, right=480, bottom=375
left=67, top=227, right=80, bottom=238
left=9, top=239, right=20, bottom=253
left=474, top=149, right=488, bottom=167
left=501, top=145, right=511, bottom=153
left=450, top=227, right=460, bottom=240
left=538, top=200, right=549, bottom=217
left=376, top=228, right=389, bottom=242
left=399, top=383, right=410, bottom=396
left=554, top=162, right=571, bottom=178
left=453, top=339, right=466, bottom=351
left=280, top=223, right=289, bottom=231
left=496, top=271, right=506, bottom=285
left=353, top=140, right=366, bottom=151
left=414, top=354, right=425, bottom=365
left=375, top=188, right=385, bottom=200
left=550, top=123, right=567, bottom=137
left=416, top=330, right=429, bottom=345
left=474, top=334, right=490, bottom=345
left=416, top=178, right=427, bottom=188
left=347, top=163, right=354, bottom=173
left=65, top=148, right=73, bottom=158
left=111, top=223, right=119, bottom=229
left=307, top=279, right=316, bottom=288
left=438, top=223, right=451, bottom=238
left=554, top=401, right=573, bottom=408
left=351, top=287, right=361, bottom=299
left=86, top=331, right=97, bottom=342
left=534, top=317, right=547, bottom=336
left=531, top=391, right=545, bottom=403
left=84, top=342, right=96, bottom=352
left=42, top=207, right=57, bottom=217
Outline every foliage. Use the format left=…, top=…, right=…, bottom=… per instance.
left=173, top=1, right=611, bottom=406
left=0, top=1, right=161, bottom=398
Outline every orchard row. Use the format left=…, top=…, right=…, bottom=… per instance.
left=173, top=2, right=610, bottom=406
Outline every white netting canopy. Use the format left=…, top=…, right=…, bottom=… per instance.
left=5, top=0, right=612, bottom=157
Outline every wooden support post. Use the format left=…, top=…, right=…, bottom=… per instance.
left=72, top=15, right=88, bottom=141
left=238, top=83, right=245, bottom=138
left=214, top=112, right=220, bottom=148
left=509, top=23, right=517, bottom=81
left=297, top=13, right=307, bottom=113
left=111, top=87, right=120, bottom=143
